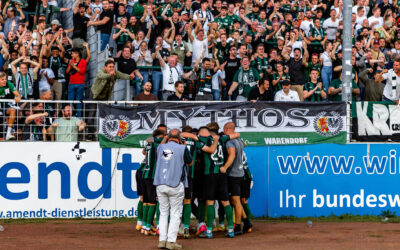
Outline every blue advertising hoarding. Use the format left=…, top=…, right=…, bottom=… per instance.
left=247, top=143, right=400, bottom=217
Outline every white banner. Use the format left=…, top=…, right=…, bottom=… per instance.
left=0, top=142, right=144, bottom=219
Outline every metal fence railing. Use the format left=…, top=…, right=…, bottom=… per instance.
left=0, top=100, right=356, bottom=143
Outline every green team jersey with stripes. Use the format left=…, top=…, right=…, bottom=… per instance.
left=183, top=137, right=202, bottom=179
left=198, top=135, right=230, bottom=175
left=304, top=81, right=325, bottom=102
left=142, top=137, right=163, bottom=179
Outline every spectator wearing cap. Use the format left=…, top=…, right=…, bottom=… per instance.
left=47, top=19, right=61, bottom=34
left=274, top=80, right=300, bottom=102
left=66, top=48, right=87, bottom=117
left=69, top=0, right=90, bottom=54
left=3, top=4, right=25, bottom=38
left=34, top=0, right=72, bottom=27
left=88, top=0, right=114, bottom=51
left=368, top=37, right=386, bottom=64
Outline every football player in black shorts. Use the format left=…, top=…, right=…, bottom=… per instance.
left=241, top=151, right=253, bottom=233
left=141, top=129, right=166, bottom=235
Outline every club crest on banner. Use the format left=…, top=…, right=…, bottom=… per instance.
left=102, top=115, right=132, bottom=141
left=313, top=111, right=343, bottom=137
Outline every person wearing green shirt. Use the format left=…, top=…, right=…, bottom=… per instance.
left=328, top=73, right=360, bottom=101
left=229, top=57, right=260, bottom=101
left=0, top=71, right=21, bottom=140
left=308, top=19, right=327, bottom=54
left=215, top=6, right=232, bottom=32
left=131, top=0, right=145, bottom=17
left=272, top=62, right=290, bottom=94
left=34, top=0, right=72, bottom=26
left=303, top=69, right=327, bottom=102
left=179, top=126, right=203, bottom=238
left=48, top=105, right=86, bottom=141
left=251, top=44, right=272, bottom=79
left=302, top=46, right=322, bottom=82
left=240, top=150, right=253, bottom=233
left=141, top=129, right=166, bottom=236
left=196, top=126, right=239, bottom=238
left=214, top=33, right=231, bottom=64
left=112, top=17, right=135, bottom=51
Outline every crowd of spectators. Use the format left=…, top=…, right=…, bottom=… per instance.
left=1, top=0, right=400, bottom=141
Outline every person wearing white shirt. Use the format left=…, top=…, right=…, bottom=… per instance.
left=352, top=0, right=367, bottom=17
left=188, top=26, right=213, bottom=65
left=211, top=59, right=225, bottom=100
left=156, top=51, right=193, bottom=100
left=368, top=7, right=384, bottom=29
left=300, top=11, right=314, bottom=37
left=323, top=9, right=340, bottom=41
left=382, top=59, right=400, bottom=104
left=193, top=0, right=214, bottom=33
left=355, top=7, right=367, bottom=25
left=274, top=80, right=300, bottom=102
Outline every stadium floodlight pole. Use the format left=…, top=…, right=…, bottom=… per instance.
left=342, top=0, right=353, bottom=102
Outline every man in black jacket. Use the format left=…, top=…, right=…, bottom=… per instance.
left=247, top=77, right=274, bottom=102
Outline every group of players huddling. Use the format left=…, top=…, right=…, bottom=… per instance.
left=135, top=121, right=253, bottom=239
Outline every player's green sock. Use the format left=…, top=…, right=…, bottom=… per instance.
left=224, top=205, right=234, bottom=229
left=142, top=204, right=149, bottom=229
left=147, top=204, right=156, bottom=228
left=218, top=203, right=225, bottom=225
left=198, top=200, right=205, bottom=224
left=137, top=200, right=143, bottom=224
left=206, top=205, right=215, bottom=231
left=156, top=202, right=160, bottom=227
left=243, top=203, right=252, bottom=223
left=183, top=204, right=191, bottom=228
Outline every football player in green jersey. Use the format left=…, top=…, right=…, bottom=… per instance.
left=141, top=129, right=167, bottom=236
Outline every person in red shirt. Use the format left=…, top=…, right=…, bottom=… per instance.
left=66, top=48, right=87, bottom=117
